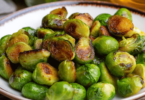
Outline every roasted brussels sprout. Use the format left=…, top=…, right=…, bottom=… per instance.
left=9, top=67, right=32, bottom=91
left=42, top=14, right=66, bottom=29
left=117, top=74, right=143, bottom=97
left=87, top=82, right=115, bottom=100
left=0, top=55, right=13, bottom=80
left=6, top=42, right=32, bottom=64
left=136, top=52, right=145, bottom=65
left=32, top=62, right=59, bottom=86
left=94, top=13, right=111, bottom=26
left=33, top=38, right=42, bottom=49
left=46, top=81, right=73, bottom=100
left=90, top=21, right=101, bottom=38
left=70, top=83, right=86, bottom=100
left=69, top=13, right=93, bottom=27
left=75, top=37, right=95, bottom=64
left=115, top=8, right=132, bottom=21
left=108, top=15, right=134, bottom=37
left=93, top=36, right=119, bottom=55
left=99, top=25, right=111, bottom=36
left=22, top=27, right=36, bottom=36
left=58, top=60, right=76, bottom=82
left=64, top=19, right=90, bottom=39
left=37, top=28, right=54, bottom=38
left=50, top=7, right=68, bottom=18
left=22, top=82, right=48, bottom=100
left=105, top=51, right=136, bottom=77
left=19, top=49, right=50, bottom=71
left=76, top=64, right=100, bottom=87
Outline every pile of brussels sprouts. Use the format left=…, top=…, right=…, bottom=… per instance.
left=0, top=7, right=145, bottom=100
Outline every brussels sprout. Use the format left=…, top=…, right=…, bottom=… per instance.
left=137, top=52, right=145, bottom=65
left=93, top=36, right=119, bottom=55
left=37, top=28, right=54, bottom=38
left=32, top=62, right=59, bottom=86
left=76, top=64, right=100, bottom=87
left=99, top=25, right=111, bottom=36
left=19, top=49, right=50, bottom=71
left=9, top=67, right=32, bottom=91
left=133, top=26, right=145, bottom=36
left=87, top=82, right=115, bottom=100
left=42, top=14, right=66, bottom=29
left=48, top=37, right=75, bottom=61
left=75, top=37, right=95, bottom=64
left=117, top=74, right=143, bottom=97
left=33, top=38, right=42, bottom=49
left=94, top=13, right=111, bottom=26
left=58, top=60, right=76, bottom=82
left=64, top=19, right=90, bottom=39
left=50, top=7, right=68, bottom=18
left=90, top=20, right=101, bottom=38
left=6, top=42, right=32, bottom=64
left=22, top=27, right=36, bottom=36
left=70, top=83, right=86, bottom=100
left=22, top=82, right=48, bottom=100
left=133, top=64, right=145, bottom=87
left=105, top=51, right=136, bottom=77
left=108, top=15, right=134, bottom=37
left=46, top=81, right=73, bottom=100
left=69, top=13, right=93, bottom=27
left=0, top=55, right=13, bottom=80
left=99, top=62, right=116, bottom=87
left=119, top=34, right=145, bottom=55
left=0, top=35, right=11, bottom=56
left=115, top=8, right=132, bottom=21
left=91, top=56, right=104, bottom=66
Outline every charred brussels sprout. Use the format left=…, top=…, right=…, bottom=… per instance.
left=90, top=21, right=101, bottom=38
left=64, top=19, right=90, bottom=39
left=94, top=13, right=111, bottom=26
left=108, top=15, right=134, bottom=37
left=87, top=82, right=115, bottom=100
left=37, top=28, right=54, bottom=38
left=115, top=8, right=132, bottom=21
left=76, top=64, right=100, bottom=87
left=75, top=37, right=95, bottom=64
left=32, top=63, right=59, bottom=86
left=137, top=52, right=145, bottom=65
left=6, top=42, right=32, bottom=63
left=58, top=60, right=76, bottom=82
left=50, top=7, right=68, bottom=18
left=22, top=82, right=48, bottom=100
left=0, top=55, right=13, bottom=80
left=93, top=36, right=119, bottom=55
left=105, top=51, right=136, bottom=77
left=99, top=26, right=111, bottom=36
left=42, top=14, right=66, bottom=30
left=19, top=49, right=50, bottom=71
left=117, top=74, right=143, bottom=97
left=9, top=67, right=32, bottom=91
left=46, top=81, right=73, bottom=100
left=70, top=83, right=86, bottom=100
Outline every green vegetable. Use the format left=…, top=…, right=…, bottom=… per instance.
left=90, top=21, right=101, bottom=38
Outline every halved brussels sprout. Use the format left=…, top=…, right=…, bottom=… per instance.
left=50, top=7, right=68, bottom=18
left=99, top=26, right=111, bottom=36
left=42, top=14, right=66, bottom=29
left=87, top=82, right=115, bottom=100
left=137, top=52, right=145, bottom=65
left=0, top=35, right=11, bottom=56
left=69, top=13, right=93, bottom=27
left=9, top=67, right=32, bottom=91
left=117, top=74, right=143, bottom=97
left=76, top=64, right=100, bottom=87
left=33, top=38, right=42, bottom=49
left=32, top=62, right=59, bottom=86
left=0, top=55, right=13, bottom=80
left=108, top=15, right=134, bottom=37
left=70, top=83, right=86, bottom=100
left=64, top=19, right=90, bottom=39
left=115, top=8, right=132, bottom=21
left=75, top=37, right=95, bottom=64
left=19, top=49, right=50, bottom=71
left=22, top=82, right=48, bottom=100
left=93, top=36, right=119, bottom=55
left=37, top=28, right=54, bottom=38
left=48, top=37, right=75, bottom=61
left=46, top=81, right=73, bottom=100
left=6, top=42, right=32, bottom=64
left=58, top=60, right=76, bottom=82
left=105, top=51, right=136, bottom=77
left=94, top=13, right=111, bottom=26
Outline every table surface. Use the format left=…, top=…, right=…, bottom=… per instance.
left=0, top=0, right=145, bottom=100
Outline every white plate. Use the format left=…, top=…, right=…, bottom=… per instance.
left=0, top=1, right=145, bottom=100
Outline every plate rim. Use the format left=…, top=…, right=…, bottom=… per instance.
left=0, top=1, right=145, bottom=100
